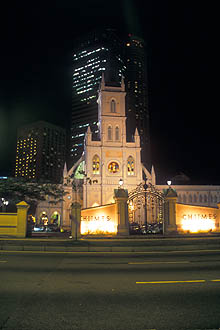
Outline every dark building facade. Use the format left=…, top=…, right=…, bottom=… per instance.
left=15, top=121, right=66, bottom=183
left=124, top=34, right=150, bottom=167
left=70, top=29, right=150, bottom=169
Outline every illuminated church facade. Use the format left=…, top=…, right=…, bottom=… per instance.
left=35, top=77, right=220, bottom=234
left=66, top=75, right=154, bottom=209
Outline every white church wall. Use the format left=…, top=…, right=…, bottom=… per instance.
left=157, top=185, right=220, bottom=208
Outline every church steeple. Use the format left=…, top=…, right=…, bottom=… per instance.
left=134, top=127, right=140, bottom=147
left=85, top=125, right=92, bottom=145
left=97, top=77, right=127, bottom=146
left=100, top=72, right=105, bottom=90
left=121, top=75, right=125, bottom=91
left=83, top=79, right=145, bottom=208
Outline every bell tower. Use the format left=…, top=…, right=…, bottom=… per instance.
left=97, top=74, right=127, bottom=146
left=83, top=75, right=146, bottom=208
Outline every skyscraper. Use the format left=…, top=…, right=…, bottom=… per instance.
left=70, top=29, right=150, bottom=169
left=125, top=34, right=150, bottom=167
left=15, top=121, right=66, bottom=183
left=70, top=29, right=125, bottom=167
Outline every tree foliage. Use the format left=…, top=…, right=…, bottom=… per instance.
left=0, top=177, right=66, bottom=210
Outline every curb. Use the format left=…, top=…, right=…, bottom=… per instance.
left=1, top=244, right=220, bottom=253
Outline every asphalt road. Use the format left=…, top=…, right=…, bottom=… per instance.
left=0, top=250, right=220, bottom=330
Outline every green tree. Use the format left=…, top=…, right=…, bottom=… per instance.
left=0, top=177, right=66, bottom=213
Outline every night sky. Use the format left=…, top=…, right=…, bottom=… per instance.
left=0, top=1, right=218, bottom=184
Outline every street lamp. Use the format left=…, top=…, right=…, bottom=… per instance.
left=167, top=180, right=172, bottom=186
left=1, top=198, right=9, bottom=212
left=143, top=176, right=148, bottom=231
left=119, top=178, right=123, bottom=188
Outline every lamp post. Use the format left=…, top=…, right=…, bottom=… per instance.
left=143, top=177, right=148, bottom=231
left=1, top=198, right=9, bottom=212
left=119, top=178, right=123, bottom=189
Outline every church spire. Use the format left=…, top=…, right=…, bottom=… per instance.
left=85, top=125, right=92, bottom=145
left=151, top=165, right=156, bottom=185
left=63, top=162, right=68, bottom=184
left=134, top=127, right=140, bottom=146
left=101, top=72, right=105, bottom=90
left=121, top=75, right=125, bottom=91
left=63, top=162, right=68, bottom=177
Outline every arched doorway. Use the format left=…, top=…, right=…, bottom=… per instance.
left=35, top=211, right=61, bottom=233
left=50, top=211, right=61, bottom=227
left=39, top=211, right=49, bottom=226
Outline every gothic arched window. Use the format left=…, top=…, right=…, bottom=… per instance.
left=115, top=126, right=119, bottom=141
left=194, top=194, right=197, bottom=203
left=199, top=195, right=203, bottom=203
left=108, top=125, right=112, bottom=140
left=92, top=155, right=100, bottom=174
left=189, top=194, right=192, bottom=203
left=110, top=99, right=116, bottom=113
left=127, top=156, right=135, bottom=176
left=183, top=194, right=186, bottom=204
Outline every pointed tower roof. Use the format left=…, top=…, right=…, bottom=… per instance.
left=134, top=127, right=139, bottom=136
left=151, top=165, right=156, bottom=185
left=121, top=75, right=125, bottom=91
left=84, top=125, right=92, bottom=146
left=63, top=162, right=68, bottom=177
left=101, top=72, right=105, bottom=90
left=86, top=125, right=92, bottom=135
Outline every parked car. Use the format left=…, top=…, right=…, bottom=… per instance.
left=129, top=222, right=163, bottom=235
left=33, top=224, right=45, bottom=232
left=147, top=222, right=163, bottom=234
left=33, top=224, right=59, bottom=232
left=129, top=222, right=142, bottom=235
left=140, top=223, right=148, bottom=234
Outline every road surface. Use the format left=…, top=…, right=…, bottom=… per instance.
left=0, top=249, right=220, bottom=329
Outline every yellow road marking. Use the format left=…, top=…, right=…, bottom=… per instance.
left=1, top=249, right=220, bottom=254
left=211, top=279, right=220, bottom=282
left=129, top=261, right=190, bottom=264
left=136, top=280, right=206, bottom=284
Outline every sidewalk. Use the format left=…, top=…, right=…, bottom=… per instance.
left=1, top=233, right=220, bottom=252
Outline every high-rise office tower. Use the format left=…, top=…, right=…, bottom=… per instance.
left=70, top=29, right=150, bottom=169
left=70, top=29, right=125, bottom=167
left=125, top=34, right=150, bottom=167
left=15, top=121, right=66, bottom=183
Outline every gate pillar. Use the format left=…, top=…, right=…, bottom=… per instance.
left=16, top=201, right=30, bottom=238
left=114, top=188, right=129, bottom=236
left=70, top=202, right=81, bottom=239
left=164, top=187, right=177, bottom=234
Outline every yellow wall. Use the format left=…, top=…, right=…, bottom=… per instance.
left=81, top=203, right=117, bottom=235
left=176, top=203, right=220, bottom=233
left=0, top=213, right=17, bottom=236
left=0, top=201, right=29, bottom=237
